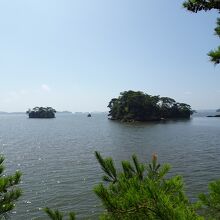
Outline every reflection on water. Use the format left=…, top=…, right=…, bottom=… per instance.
left=0, top=114, right=219, bottom=219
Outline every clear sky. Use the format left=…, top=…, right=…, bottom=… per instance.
left=0, top=0, right=219, bottom=112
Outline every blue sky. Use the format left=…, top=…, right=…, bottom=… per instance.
left=0, top=0, right=219, bottom=112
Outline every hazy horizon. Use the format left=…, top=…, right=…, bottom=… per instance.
left=0, top=0, right=219, bottom=112
left=0, top=108, right=219, bottom=114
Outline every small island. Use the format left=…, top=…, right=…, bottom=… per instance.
left=207, top=115, right=220, bottom=117
left=26, top=107, right=56, bottom=118
left=206, top=109, right=220, bottom=117
left=108, top=91, right=193, bottom=122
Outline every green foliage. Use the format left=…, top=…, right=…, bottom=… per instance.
left=108, top=91, right=193, bottom=122
left=214, top=18, right=220, bottom=36
left=0, top=156, right=22, bottom=219
left=183, top=0, right=220, bottom=12
left=95, top=152, right=118, bottom=183
left=26, top=107, right=56, bottom=118
left=208, top=46, right=220, bottom=65
left=183, top=0, right=220, bottom=64
left=94, top=152, right=202, bottom=220
left=198, top=180, right=220, bottom=219
left=44, top=207, right=75, bottom=220
left=208, top=17, right=220, bottom=65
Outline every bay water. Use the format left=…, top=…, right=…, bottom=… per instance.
left=0, top=113, right=219, bottom=219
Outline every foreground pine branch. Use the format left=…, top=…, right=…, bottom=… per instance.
left=94, top=152, right=202, bottom=220
left=0, top=156, right=22, bottom=219
left=44, top=207, right=75, bottom=220
left=183, top=0, right=220, bottom=64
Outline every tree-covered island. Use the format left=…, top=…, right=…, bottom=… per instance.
left=26, top=107, right=56, bottom=118
left=108, top=91, right=193, bottom=122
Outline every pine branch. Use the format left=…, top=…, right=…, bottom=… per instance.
left=95, top=151, right=117, bottom=183
left=208, top=46, right=220, bottom=64
left=68, top=212, right=75, bottom=220
left=94, top=184, right=116, bottom=212
left=158, top=164, right=171, bottom=179
left=214, top=18, right=220, bottom=36
left=44, top=207, right=63, bottom=220
left=0, top=156, right=22, bottom=219
left=183, top=0, right=220, bottom=13
left=183, top=1, right=220, bottom=65
left=121, top=161, right=135, bottom=179
left=132, top=154, right=144, bottom=180
left=0, top=157, right=4, bottom=166
left=94, top=153, right=198, bottom=219
left=44, top=207, right=76, bottom=220
left=209, top=18, right=220, bottom=64
left=198, top=180, right=220, bottom=218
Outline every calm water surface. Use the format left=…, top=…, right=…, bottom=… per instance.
left=0, top=113, right=219, bottom=219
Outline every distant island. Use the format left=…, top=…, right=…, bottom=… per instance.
left=108, top=91, right=193, bottom=122
left=0, top=111, right=25, bottom=115
left=26, top=107, right=56, bottom=118
left=0, top=111, right=25, bottom=114
left=206, top=108, right=220, bottom=117
left=0, top=111, right=8, bottom=114
left=207, top=115, right=220, bottom=117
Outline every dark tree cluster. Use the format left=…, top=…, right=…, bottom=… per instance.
left=108, top=91, right=193, bottom=122
left=26, top=107, right=56, bottom=118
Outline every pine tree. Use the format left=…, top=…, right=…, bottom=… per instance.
left=183, top=0, right=220, bottom=64
left=44, top=207, right=75, bottom=220
left=198, top=179, right=220, bottom=219
left=94, top=152, right=203, bottom=220
left=0, top=155, right=22, bottom=219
